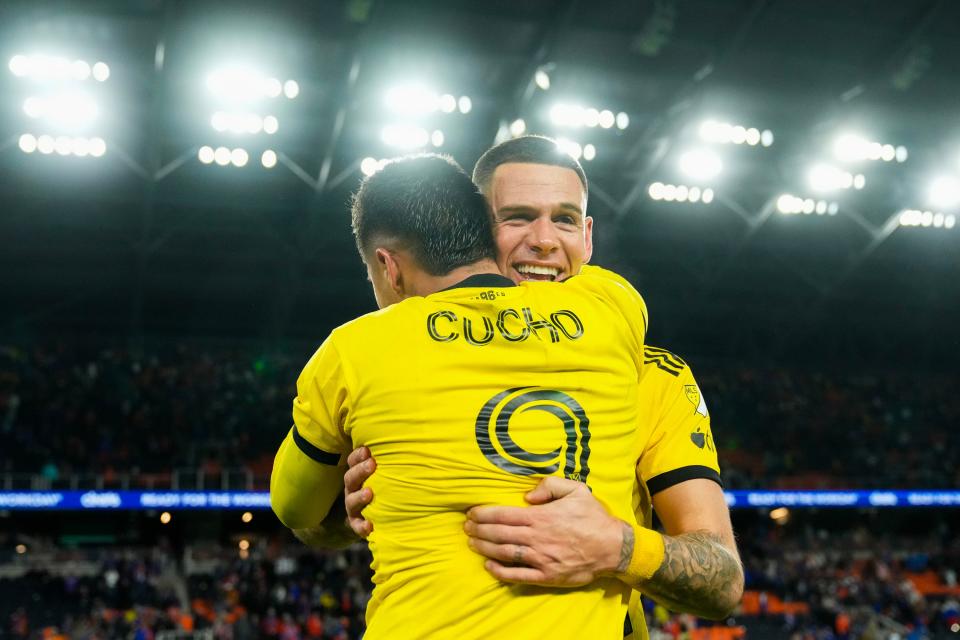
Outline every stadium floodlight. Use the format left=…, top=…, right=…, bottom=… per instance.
left=678, top=149, right=722, bottom=181
left=584, top=108, right=600, bottom=128
left=230, top=148, right=248, bottom=167
left=72, top=60, right=91, bottom=80
left=381, top=124, right=430, bottom=150
left=54, top=136, right=72, bottom=155
left=431, top=130, right=445, bottom=147
left=730, top=124, right=747, bottom=144
left=23, top=94, right=98, bottom=128
left=534, top=68, right=551, bottom=91
left=22, top=97, right=43, bottom=118
left=439, top=94, right=457, bottom=113
left=92, top=61, right=110, bottom=82
left=9, top=54, right=29, bottom=76
left=214, top=146, right=231, bottom=166
left=648, top=182, right=712, bottom=205
left=833, top=133, right=869, bottom=162
left=198, top=146, right=215, bottom=164
left=244, top=113, right=263, bottom=134
left=599, top=110, right=615, bottom=129
left=207, top=67, right=284, bottom=103
left=211, top=112, right=228, bottom=132
left=37, top=134, right=55, bottom=154
left=385, top=84, right=440, bottom=114
left=211, top=111, right=270, bottom=135
left=72, top=137, right=90, bottom=156
left=549, top=104, right=579, bottom=127
left=361, top=157, right=380, bottom=177
left=899, top=209, right=957, bottom=230
left=261, top=149, right=277, bottom=168
left=556, top=137, right=582, bottom=161
left=583, top=143, right=596, bottom=161
left=616, top=112, right=629, bottom=130
left=264, top=78, right=282, bottom=98
left=928, top=176, right=960, bottom=208
left=18, top=134, right=37, bottom=153
left=9, top=54, right=103, bottom=81
left=777, top=193, right=837, bottom=216
left=509, top=118, right=526, bottom=137
left=807, top=163, right=859, bottom=192
left=458, top=96, right=472, bottom=114
left=833, top=132, right=903, bottom=163
left=263, top=116, right=279, bottom=135
left=699, top=119, right=771, bottom=147
left=89, top=137, right=106, bottom=157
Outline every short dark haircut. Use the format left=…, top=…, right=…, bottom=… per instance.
left=472, top=135, right=589, bottom=198
left=351, top=154, right=497, bottom=276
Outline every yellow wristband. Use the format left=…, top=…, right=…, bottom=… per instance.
left=623, top=524, right=665, bottom=583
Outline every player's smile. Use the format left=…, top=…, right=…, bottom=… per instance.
left=514, top=263, right=562, bottom=281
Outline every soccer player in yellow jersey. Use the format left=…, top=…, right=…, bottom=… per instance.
left=339, top=137, right=743, bottom=639
left=271, top=154, right=657, bottom=639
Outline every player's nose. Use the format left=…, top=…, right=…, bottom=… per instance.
left=526, top=217, right=560, bottom=254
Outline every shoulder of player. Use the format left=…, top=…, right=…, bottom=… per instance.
left=641, top=345, right=697, bottom=384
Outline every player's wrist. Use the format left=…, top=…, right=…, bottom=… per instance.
left=613, top=523, right=665, bottom=585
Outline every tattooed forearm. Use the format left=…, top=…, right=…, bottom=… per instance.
left=616, top=521, right=635, bottom=573
left=635, top=531, right=744, bottom=620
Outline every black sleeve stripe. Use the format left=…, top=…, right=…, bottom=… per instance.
left=644, top=358, right=682, bottom=377
left=646, top=465, right=723, bottom=496
left=292, top=425, right=341, bottom=465
left=643, top=346, right=686, bottom=369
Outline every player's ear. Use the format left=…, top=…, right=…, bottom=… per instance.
left=376, top=248, right=404, bottom=295
left=582, top=215, right=594, bottom=265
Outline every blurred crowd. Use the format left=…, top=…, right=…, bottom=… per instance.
left=3, top=524, right=958, bottom=640
left=1, top=342, right=958, bottom=489
left=0, top=542, right=372, bottom=640
left=739, top=523, right=960, bottom=639
left=703, top=366, right=960, bottom=489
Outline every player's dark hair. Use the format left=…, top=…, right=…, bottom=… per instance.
left=472, top=135, right=589, bottom=199
left=351, top=154, right=497, bottom=276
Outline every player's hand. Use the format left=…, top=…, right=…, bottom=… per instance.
left=464, top=476, right=626, bottom=587
left=344, top=446, right=376, bottom=538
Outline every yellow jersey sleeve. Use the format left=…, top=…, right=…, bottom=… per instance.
left=270, top=337, right=352, bottom=530
left=577, top=264, right=649, bottom=339
left=636, top=349, right=722, bottom=496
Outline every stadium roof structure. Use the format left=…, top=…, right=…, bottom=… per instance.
left=1, top=0, right=958, bottom=367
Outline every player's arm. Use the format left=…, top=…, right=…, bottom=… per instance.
left=623, top=479, right=742, bottom=620
left=617, top=359, right=742, bottom=619
left=270, top=426, right=344, bottom=529
left=270, top=339, right=353, bottom=543
left=287, top=447, right=374, bottom=549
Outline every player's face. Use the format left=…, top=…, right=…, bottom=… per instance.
left=488, top=163, right=593, bottom=284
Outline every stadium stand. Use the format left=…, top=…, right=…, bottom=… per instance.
left=2, top=343, right=957, bottom=491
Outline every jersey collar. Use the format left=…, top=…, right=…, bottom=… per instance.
left=442, top=273, right=516, bottom=291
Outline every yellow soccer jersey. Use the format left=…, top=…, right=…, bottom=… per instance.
left=623, top=347, right=722, bottom=640
left=273, top=267, right=648, bottom=640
